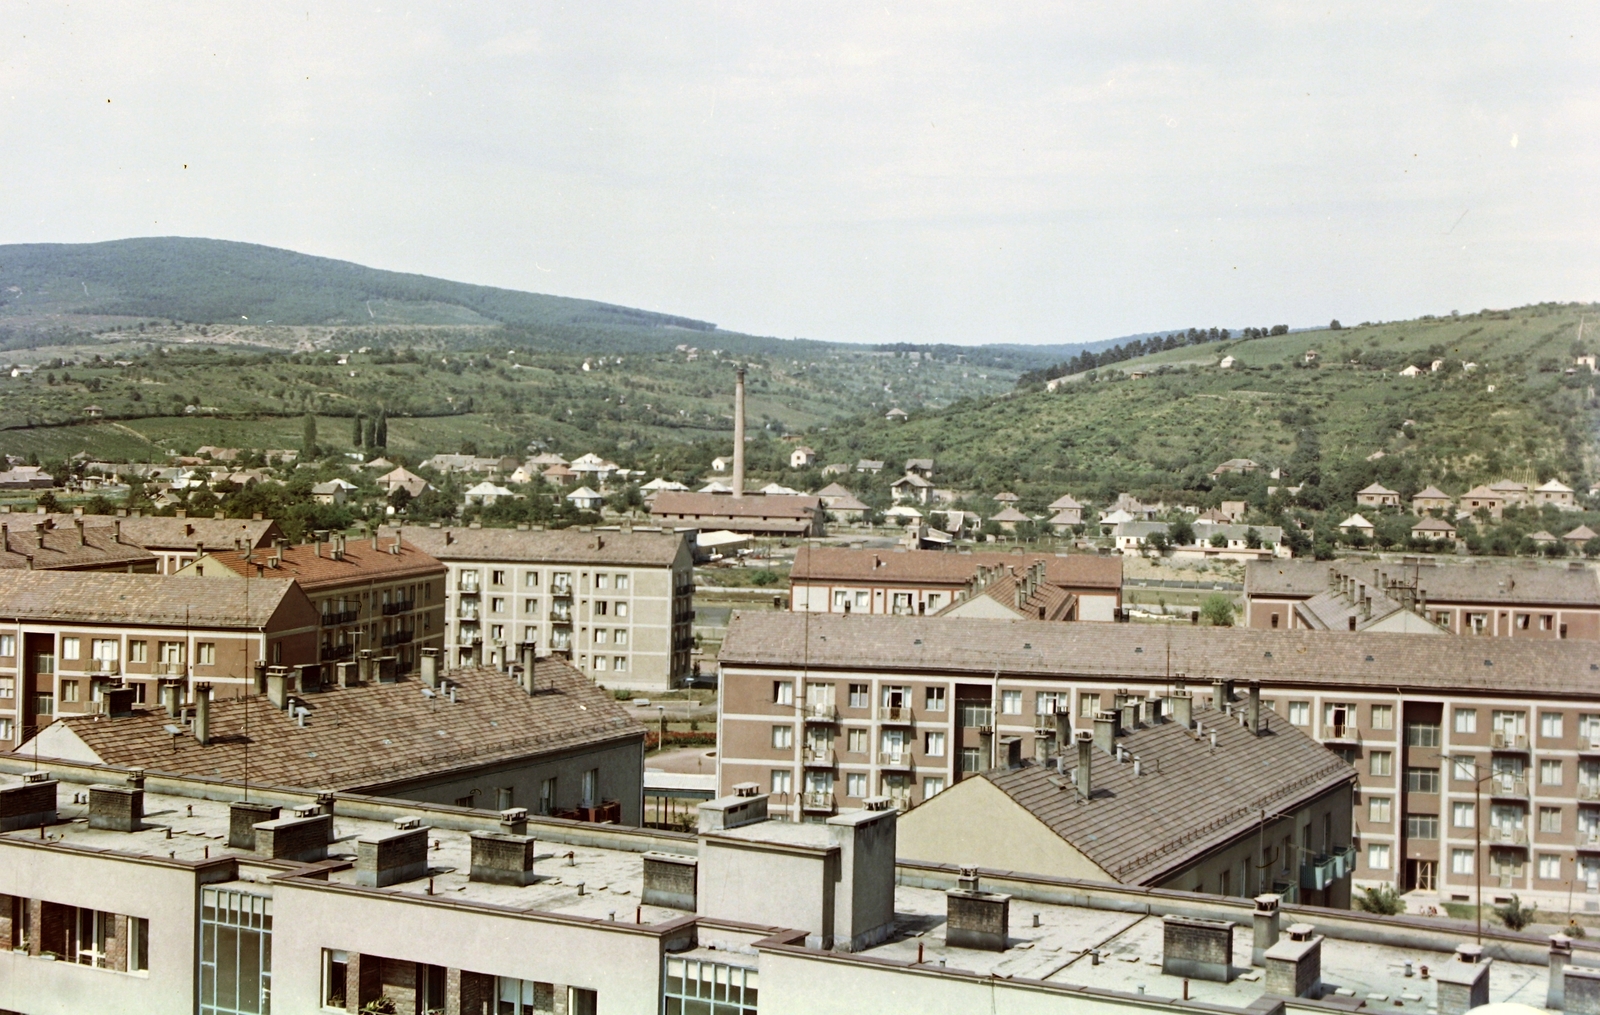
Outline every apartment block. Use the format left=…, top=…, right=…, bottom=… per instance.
left=33, top=511, right=286, bottom=574
left=1246, top=558, right=1600, bottom=638
left=0, top=758, right=1567, bottom=1015
left=22, top=654, right=645, bottom=821
left=719, top=611, right=1600, bottom=911
left=790, top=546, right=1123, bottom=621
left=0, top=570, right=318, bottom=752
left=174, top=531, right=447, bottom=676
left=0, top=516, right=157, bottom=572
left=390, top=525, right=695, bottom=691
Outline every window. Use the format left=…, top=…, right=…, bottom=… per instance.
left=1370, top=704, right=1394, bottom=730
left=996, top=690, right=1020, bottom=715
left=616, top=602, right=629, bottom=618
left=926, top=593, right=942, bottom=610
left=159, top=641, right=183, bottom=665
left=196, top=642, right=215, bottom=666
left=1581, top=714, right=1600, bottom=743
left=1452, top=849, right=1475, bottom=875
left=1540, top=807, right=1563, bottom=833
left=616, top=574, right=629, bottom=590
left=324, top=950, right=349, bottom=1008
left=594, top=629, right=609, bottom=645
left=960, top=747, right=981, bottom=773
left=1405, top=722, right=1441, bottom=747
left=90, top=638, right=118, bottom=662
left=524, top=598, right=537, bottom=614
left=61, top=636, right=80, bottom=661
left=848, top=683, right=869, bottom=709
left=1453, top=802, right=1476, bottom=828
left=492, top=597, right=507, bottom=614
left=1079, top=692, right=1100, bottom=718
left=833, top=590, right=849, bottom=609
left=891, top=592, right=913, bottom=614
left=128, top=640, right=147, bottom=663
left=200, top=888, right=271, bottom=1015
left=486, top=569, right=506, bottom=586
left=1288, top=702, right=1310, bottom=726
left=1542, top=760, right=1564, bottom=786
left=846, top=773, right=867, bottom=798
left=0, top=676, right=11, bottom=698
left=539, top=778, right=556, bottom=815
left=1455, top=708, right=1478, bottom=733
left=774, top=680, right=794, bottom=706
left=490, top=624, right=504, bottom=643
left=1405, top=814, right=1439, bottom=839
left=61, top=681, right=80, bottom=703
left=1370, top=751, right=1393, bottom=777
left=1542, top=712, right=1565, bottom=739
left=0, top=634, right=12, bottom=657
left=664, top=959, right=756, bottom=1015
left=771, top=770, right=792, bottom=795
left=525, top=571, right=540, bottom=587
left=771, top=725, right=793, bottom=749
left=921, top=775, right=947, bottom=800
left=854, top=590, right=869, bottom=609
left=0, top=718, right=13, bottom=741
left=595, top=601, right=608, bottom=616
left=924, top=732, right=946, bottom=757
left=1036, top=691, right=1066, bottom=716
left=128, top=915, right=147, bottom=973
left=847, top=728, right=868, bottom=754
left=614, top=656, right=627, bottom=671
left=1540, top=854, right=1563, bottom=880
left=1369, top=797, right=1392, bottom=823
left=581, top=768, right=598, bottom=808
left=926, top=687, right=947, bottom=712
left=596, top=573, right=610, bottom=589
left=495, top=978, right=564, bottom=1015
left=1367, top=843, right=1391, bottom=870
left=1452, top=756, right=1478, bottom=782
left=1406, top=767, right=1441, bottom=793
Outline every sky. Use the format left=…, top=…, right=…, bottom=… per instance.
left=1, top=3, right=1597, bottom=345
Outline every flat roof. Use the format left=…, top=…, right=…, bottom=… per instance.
left=718, top=610, right=1600, bottom=698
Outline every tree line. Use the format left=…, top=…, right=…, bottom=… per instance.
left=1017, top=325, right=1290, bottom=386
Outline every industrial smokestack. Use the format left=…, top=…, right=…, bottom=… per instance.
left=732, top=366, right=747, bottom=499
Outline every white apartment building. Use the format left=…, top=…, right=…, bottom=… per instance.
left=390, top=526, right=695, bottom=691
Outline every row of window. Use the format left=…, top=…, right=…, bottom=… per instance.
left=475, top=598, right=633, bottom=618
left=1365, top=842, right=1587, bottom=882
left=4, top=897, right=150, bottom=974
left=0, top=636, right=210, bottom=666
left=1284, top=703, right=1593, bottom=741
left=829, top=590, right=948, bottom=612
left=1367, top=797, right=1591, bottom=834
left=469, top=568, right=631, bottom=591
left=770, top=769, right=946, bottom=801
left=776, top=726, right=953, bottom=757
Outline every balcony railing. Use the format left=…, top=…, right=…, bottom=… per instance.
left=887, top=792, right=914, bottom=812
left=321, top=644, right=355, bottom=661
left=1487, top=826, right=1528, bottom=846
left=1490, top=775, right=1529, bottom=798
left=550, top=608, right=573, bottom=623
left=1581, top=783, right=1600, bottom=802
left=1300, top=844, right=1356, bottom=890
left=89, top=659, right=121, bottom=676
left=1323, top=724, right=1362, bottom=743
left=321, top=609, right=361, bottom=626
left=800, top=792, right=835, bottom=813
left=878, top=706, right=914, bottom=724
left=380, top=631, right=414, bottom=648
left=549, top=636, right=572, bottom=652
left=956, top=704, right=994, bottom=729
left=801, top=704, right=839, bottom=723
left=459, top=631, right=482, bottom=646
left=457, top=580, right=480, bottom=594
left=1492, top=731, right=1530, bottom=751
left=1580, top=738, right=1600, bottom=755
left=381, top=600, right=413, bottom=616
left=879, top=751, right=914, bottom=769
left=1579, top=829, right=1600, bottom=851
left=457, top=607, right=480, bottom=621
left=153, top=661, right=182, bottom=676
left=803, top=748, right=835, bottom=767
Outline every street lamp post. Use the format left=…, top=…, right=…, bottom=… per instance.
left=1446, top=754, right=1493, bottom=943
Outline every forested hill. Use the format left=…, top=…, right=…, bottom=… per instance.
left=0, top=237, right=715, bottom=333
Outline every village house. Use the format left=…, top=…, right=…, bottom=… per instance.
left=27, top=512, right=286, bottom=575
left=1046, top=494, right=1084, bottom=526
left=989, top=506, right=1030, bottom=532
left=1209, top=458, right=1260, bottom=477
left=904, top=458, right=934, bottom=478
left=1337, top=513, right=1374, bottom=537
left=1565, top=525, right=1598, bottom=550
left=856, top=459, right=886, bottom=474
left=566, top=486, right=604, bottom=511
left=1411, top=517, right=1458, bottom=544
left=310, top=478, right=355, bottom=505
left=377, top=465, right=430, bottom=499
left=1355, top=483, right=1401, bottom=508
left=1460, top=485, right=1508, bottom=520
left=1535, top=479, right=1579, bottom=511
left=890, top=472, right=934, bottom=505
left=1412, top=485, right=1453, bottom=514
left=789, top=446, right=817, bottom=469
left=464, top=481, right=516, bottom=507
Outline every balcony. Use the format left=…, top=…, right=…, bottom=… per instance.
left=1300, top=844, right=1356, bottom=891
left=380, top=631, right=414, bottom=648
left=89, top=659, right=121, bottom=677
left=803, top=748, right=836, bottom=767
left=878, top=751, right=914, bottom=770
left=801, top=792, right=835, bottom=814
left=1487, top=826, right=1529, bottom=846
left=956, top=704, right=994, bottom=729
left=321, top=609, right=361, bottom=626
left=887, top=792, right=914, bottom=812
left=381, top=600, right=413, bottom=617
left=1578, top=830, right=1600, bottom=852
left=321, top=643, right=355, bottom=661
left=1580, top=739, right=1600, bottom=755
left=549, top=635, right=573, bottom=653
left=801, top=704, right=839, bottom=724
left=878, top=706, right=915, bottom=725
left=1490, top=775, right=1529, bottom=798
left=1491, top=731, right=1530, bottom=752
left=457, top=606, right=480, bottom=621
left=459, top=631, right=482, bottom=646
left=550, top=608, right=573, bottom=623
left=1323, top=724, right=1362, bottom=744
left=457, top=579, right=481, bottom=595
left=153, top=661, right=182, bottom=676
left=1581, top=784, right=1600, bottom=802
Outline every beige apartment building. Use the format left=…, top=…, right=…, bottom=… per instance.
left=174, top=531, right=446, bottom=676
left=390, top=525, right=695, bottom=691
left=0, top=570, right=319, bottom=751
left=789, top=546, right=1124, bottom=621
left=719, top=611, right=1600, bottom=911
left=1246, top=558, right=1600, bottom=638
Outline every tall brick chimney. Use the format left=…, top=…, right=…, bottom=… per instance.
left=732, top=366, right=746, bottom=499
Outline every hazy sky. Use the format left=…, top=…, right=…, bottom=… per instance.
left=2, top=4, right=1597, bottom=345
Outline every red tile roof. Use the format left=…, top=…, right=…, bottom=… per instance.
left=196, top=536, right=445, bottom=591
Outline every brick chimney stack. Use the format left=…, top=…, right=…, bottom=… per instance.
left=732, top=366, right=747, bottom=499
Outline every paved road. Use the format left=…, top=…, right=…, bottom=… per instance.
left=647, top=747, right=719, bottom=775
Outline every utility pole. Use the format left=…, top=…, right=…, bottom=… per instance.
left=1446, top=754, right=1492, bottom=943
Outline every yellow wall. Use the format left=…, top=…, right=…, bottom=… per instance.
left=896, top=776, right=1112, bottom=881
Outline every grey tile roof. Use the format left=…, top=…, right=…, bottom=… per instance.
left=649, top=491, right=821, bottom=519
left=0, top=522, right=156, bottom=570
left=55, top=660, right=644, bottom=792
left=977, top=706, right=1355, bottom=885
left=717, top=610, right=1600, bottom=698
left=1246, top=558, right=1600, bottom=606
left=0, top=570, right=302, bottom=628
left=791, top=547, right=1123, bottom=590
left=33, top=514, right=286, bottom=551
left=390, top=525, right=686, bottom=567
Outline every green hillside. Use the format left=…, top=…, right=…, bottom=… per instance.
left=801, top=302, right=1600, bottom=516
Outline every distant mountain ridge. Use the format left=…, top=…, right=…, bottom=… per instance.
left=0, top=237, right=717, bottom=332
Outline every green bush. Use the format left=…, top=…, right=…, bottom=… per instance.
left=1200, top=594, right=1236, bottom=627
left=1354, top=884, right=1406, bottom=916
left=1495, top=894, right=1537, bottom=931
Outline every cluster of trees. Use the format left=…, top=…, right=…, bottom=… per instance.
left=1017, top=324, right=1294, bottom=387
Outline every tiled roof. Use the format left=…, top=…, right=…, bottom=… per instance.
left=1247, top=558, right=1600, bottom=606
left=891, top=474, right=932, bottom=488
left=191, top=536, right=445, bottom=591
left=717, top=610, right=1600, bottom=698
left=991, top=507, right=1031, bottom=523
left=54, top=661, right=644, bottom=792
left=1048, top=494, right=1083, bottom=510
left=815, top=483, right=854, bottom=499
left=791, top=547, right=1122, bottom=590
left=391, top=525, right=686, bottom=567
left=1411, top=517, right=1456, bottom=532
left=0, top=521, right=156, bottom=570
left=977, top=707, right=1355, bottom=884
left=1413, top=486, right=1451, bottom=501
left=941, top=569, right=1077, bottom=621
left=649, top=491, right=821, bottom=520
left=825, top=494, right=869, bottom=512
left=1357, top=483, right=1398, bottom=496
left=31, top=514, right=284, bottom=551
left=0, top=569, right=302, bottom=627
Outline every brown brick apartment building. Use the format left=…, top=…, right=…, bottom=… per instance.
left=719, top=611, right=1600, bottom=910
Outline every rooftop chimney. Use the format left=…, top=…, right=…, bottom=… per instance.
left=1170, top=688, right=1194, bottom=729
left=356, top=821, right=431, bottom=887
left=161, top=680, right=182, bottom=718
left=1092, top=710, right=1118, bottom=755
left=1212, top=678, right=1230, bottom=711
left=1247, top=680, right=1262, bottom=735
left=731, top=366, right=746, bottom=499
left=420, top=647, right=441, bottom=689
left=193, top=682, right=212, bottom=745
left=265, top=666, right=290, bottom=710
left=1142, top=695, right=1161, bottom=726
left=74, top=518, right=85, bottom=546
left=1120, top=698, right=1139, bottom=731
left=1074, top=730, right=1094, bottom=798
